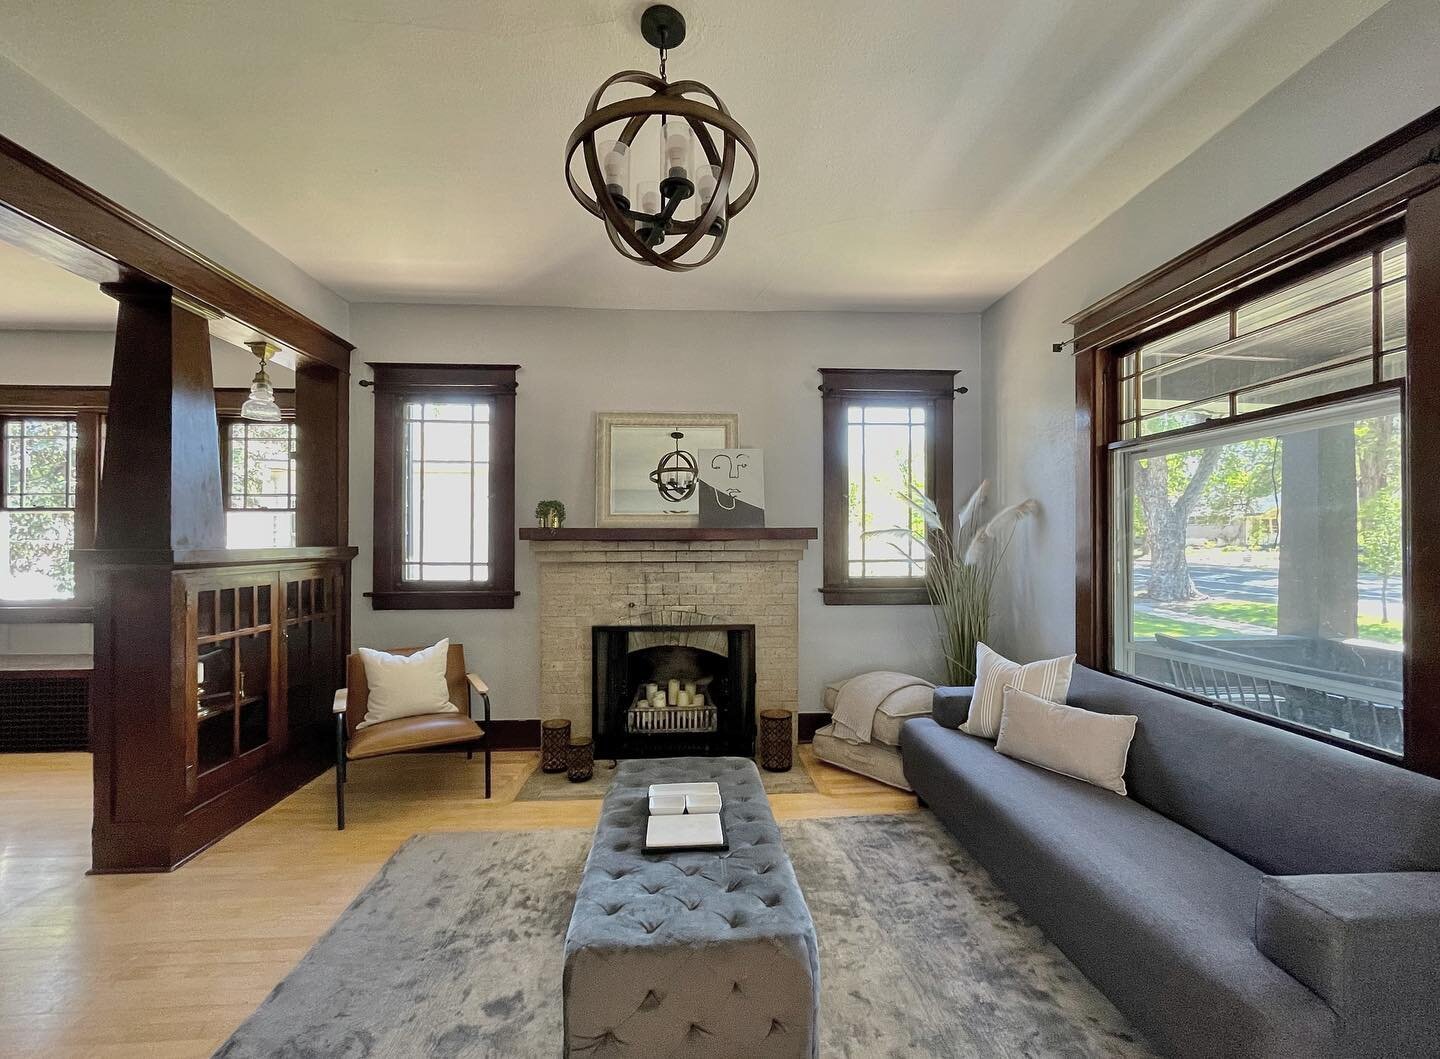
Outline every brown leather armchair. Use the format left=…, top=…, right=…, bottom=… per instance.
left=332, top=643, right=491, bottom=829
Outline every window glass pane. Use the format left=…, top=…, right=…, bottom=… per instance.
left=1381, top=281, right=1406, bottom=351
left=1138, top=316, right=1231, bottom=373
left=1131, top=242, right=1405, bottom=439
left=1140, top=295, right=1371, bottom=418
left=1236, top=359, right=1375, bottom=414
left=1380, top=241, right=1406, bottom=282
left=402, top=398, right=492, bottom=584
left=846, top=402, right=926, bottom=579
left=1111, top=394, right=1403, bottom=755
left=3, top=418, right=77, bottom=508
left=225, top=511, right=295, bottom=549
left=1381, top=350, right=1406, bottom=381
left=0, top=509, right=75, bottom=600
left=225, top=421, right=296, bottom=546
left=1235, top=256, right=1371, bottom=335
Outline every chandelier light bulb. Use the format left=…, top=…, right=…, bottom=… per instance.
left=664, top=123, right=692, bottom=180
left=601, top=140, right=630, bottom=203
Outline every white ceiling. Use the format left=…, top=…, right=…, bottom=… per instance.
left=0, top=0, right=1390, bottom=318
left=0, top=240, right=116, bottom=330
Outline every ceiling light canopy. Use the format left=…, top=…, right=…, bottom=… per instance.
left=565, top=4, right=758, bottom=272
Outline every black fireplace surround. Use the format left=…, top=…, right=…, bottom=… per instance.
left=592, top=623, right=756, bottom=759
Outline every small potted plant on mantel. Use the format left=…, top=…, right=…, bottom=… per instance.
left=535, top=499, right=567, bottom=529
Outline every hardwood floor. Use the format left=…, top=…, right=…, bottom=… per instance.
left=0, top=746, right=915, bottom=1057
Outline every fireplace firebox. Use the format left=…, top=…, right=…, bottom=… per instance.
left=592, top=621, right=756, bottom=759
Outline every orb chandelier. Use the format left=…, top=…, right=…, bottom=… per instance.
left=565, top=4, right=758, bottom=272
left=650, top=430, right=698, bottom=501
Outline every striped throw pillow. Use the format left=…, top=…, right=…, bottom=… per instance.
left=961, top=643, right=1075, bottom=740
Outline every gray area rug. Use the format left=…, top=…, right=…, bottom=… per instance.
left=216, top=814, right=1152, bottom=1058
left=516, top=758, right=817, bottom=800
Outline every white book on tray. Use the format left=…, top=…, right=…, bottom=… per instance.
left=644, top=812, right=726, bottom=853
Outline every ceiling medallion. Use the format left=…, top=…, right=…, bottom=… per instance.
left=565, top=4, right=758, bottom=272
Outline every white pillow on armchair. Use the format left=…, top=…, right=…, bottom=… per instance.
left=356, top=639, right=459, bottom=729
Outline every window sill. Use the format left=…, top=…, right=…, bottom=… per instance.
left=820, top=584, right=930, bottom=606
left=0, top=602, right=94, bottom=624
left=366, top=588, right=519, bottom=611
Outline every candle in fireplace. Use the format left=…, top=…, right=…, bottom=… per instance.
left=667, top=679, right=680, bottom=706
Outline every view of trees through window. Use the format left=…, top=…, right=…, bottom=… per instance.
left=225, top=420, right=297, bottom=548
left=402, top=400, right=492, bottom=583
left=1111, top=239, right=1406, bottom=755
left=845, top=404, right=927, bottom=579
left=0, top=417, right=78, bottom=600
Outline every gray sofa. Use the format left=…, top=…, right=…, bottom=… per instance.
left=900, top=666, right=1440, bottom=1058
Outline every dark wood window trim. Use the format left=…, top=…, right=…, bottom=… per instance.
left=367, top=363, right=519, bottom=610
left=819, top=368, right=958, bottom=606
left=1071, top=105, right=1440, bottom=777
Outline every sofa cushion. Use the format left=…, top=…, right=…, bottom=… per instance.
left=1065, top=667, right=1440, bottom=875
left=901, top=719, right=1338, bottom=1057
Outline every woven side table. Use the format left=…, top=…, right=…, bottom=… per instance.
left=542, top=718, right=572, bottom=773
left=758, top=709, right=793, bottom=772
left=568, top=737, right=595, bottom=782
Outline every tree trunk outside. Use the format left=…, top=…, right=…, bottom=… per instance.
left=1134, top=447, right=1222, bottom=603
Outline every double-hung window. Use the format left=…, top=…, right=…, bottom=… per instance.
left=819, top=368, right=958, bottom=605
left=369, top=364, right=518, bottom=610
left=1106, top=233, right=1410, bottom=758
left=222, top=419, right=297, bottom=548
left=1, top=416, right=81, bottom=601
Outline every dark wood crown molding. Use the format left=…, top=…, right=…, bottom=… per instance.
left=0, top=133, right=353, bottom=371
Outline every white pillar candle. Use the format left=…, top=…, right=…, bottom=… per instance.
left=645, top=683, right=658, bottom=699
left=652, top=692, right=666, bottom=709
left=693, top=692, right=704, bottom=707
left=684, top=681, right=697, bottom=697
left=667, top=679, right=680, bottom=706
left=677, top=690, right=691, bottom=708
left=197, top=661, right=205, bottom=685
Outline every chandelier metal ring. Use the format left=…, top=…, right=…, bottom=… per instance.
left=564, top=9, right=759, bottom=272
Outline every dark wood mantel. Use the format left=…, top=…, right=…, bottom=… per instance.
left=519, top=527, right=817, bottom=542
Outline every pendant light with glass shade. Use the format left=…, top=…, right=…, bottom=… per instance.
left=241, top=340, right=283, bottom=422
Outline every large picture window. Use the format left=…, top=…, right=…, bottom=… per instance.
left=819, top=368, right=957, bottom=605
left=1073, top=109, right=1440, bottom=775
left=1109, top=239, right=1407, bottom=757
left=1, top=417, right=79, bottom=600
left=369, top=363, right=518, bottom=610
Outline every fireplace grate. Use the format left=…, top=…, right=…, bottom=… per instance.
left=627, top=702, right=718, bottom=734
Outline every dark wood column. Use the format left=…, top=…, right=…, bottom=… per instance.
left=97, top=282, right=225, bottom=551
left=87, top=282, right=228, bottom=872
left=295, top=360, right=348, bottom=549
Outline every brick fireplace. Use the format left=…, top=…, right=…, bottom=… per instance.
left=520, top=528, right=816, bottom=748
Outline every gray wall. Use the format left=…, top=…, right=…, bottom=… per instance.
left=348, top=304, right=981, bottom=720
left=979, top=0, right=1440, bottom=660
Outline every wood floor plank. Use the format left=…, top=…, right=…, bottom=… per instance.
left=0, top=746, right=915, bottom=1057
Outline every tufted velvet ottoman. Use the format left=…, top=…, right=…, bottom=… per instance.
left=563, top=757, right=820, bottom=1057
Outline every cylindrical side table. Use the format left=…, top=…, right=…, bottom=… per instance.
left=758, top=709, right=794, bottom=772
left=541, top=718, right=572, bottom=773
left=568, top=737, right=595, bottom=783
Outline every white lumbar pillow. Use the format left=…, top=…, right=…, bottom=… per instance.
left=357, top=639, right=458, bottom=729
left=995, top=685, right=1138, bottom=795
left=962, top=642, right=1075, bottom=740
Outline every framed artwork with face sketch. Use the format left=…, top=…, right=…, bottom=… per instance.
left=698, top=448, right=765, bottom=527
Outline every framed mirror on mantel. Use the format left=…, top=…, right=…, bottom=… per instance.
left=595, top=411, right=738, bottom=527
